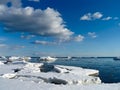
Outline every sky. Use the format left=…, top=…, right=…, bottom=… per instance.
left=0, top=0, right=120, bottom=57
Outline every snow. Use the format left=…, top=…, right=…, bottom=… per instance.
left=2, top=73, right=17, bottom=79
left=9, top=56, right=20, bottom=60
left=21, top=63, right=43, bottom=73
left=0, top=61, right=4, bottom=65
left=39, top=56, right=57, bottom=62
left=54, top=65, right=99, bottom=76
left=8, top=56, right=31, bottom=62
left=0, top=60, right=120, bottom=90
left=0, top=78, right=120, bottom=90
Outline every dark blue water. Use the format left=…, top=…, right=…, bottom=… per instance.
left=48, top=58, right=120, bottom=83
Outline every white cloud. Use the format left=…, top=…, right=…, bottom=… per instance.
left=0, top=44, right=7, bottom=48
left=80, top=12, right=103, bottom=21
left=102, top=16, right=119, bottom=21
left=73, top=35, right=84, bottom=42
left=88, top=32, right=97, bottom=38
left=80, top=13, right=92, bottom=21
left=0, top=5, right=75, bottom=42
left=31, top=40, right=56, bottom=45
left=33, top=51, right=55, bottom=56
left=32, top=34, right=84, bottom=45
left=80, top=12, right=118, bottom=21
left=10, top=45, right=25, bottom=50
left=92, top=12, right=103, bottom=19
left=21, top=35, right=36, bottom=39
left=102, top=17, right=112, bottom=21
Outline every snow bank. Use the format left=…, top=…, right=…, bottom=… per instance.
left=0, top=61, right=119, bottom=90
left=0, top=61, right=4, bottom=65
left=16, top=63, right=101, bottom=85
left=54, top=65, right=99, bottom=76
left=8, top=56, right=31, bottom=62
left=39, top=56, right=57, bottom=63
left=21, top=63, right=43, bottom=73
left=9, top=56, right=20, bottom=60
left=2, top=73, right=17, bottom=79
left=0, top=78, right=120, bottom=90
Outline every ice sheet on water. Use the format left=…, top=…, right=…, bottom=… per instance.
left=2, top=60, right=120, bottom=90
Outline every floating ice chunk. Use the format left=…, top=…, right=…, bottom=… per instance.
left=39, top=56, right=57, bottom=63
left=20, top=57, right=31, bottom=62
left=2, top=73, right=17, bottom=79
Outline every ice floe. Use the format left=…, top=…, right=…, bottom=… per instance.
left=0, top=60, right=119, bottom=90
left=39, top=56, right=57, bottom=62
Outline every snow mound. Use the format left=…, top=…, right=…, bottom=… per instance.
left=39, top=56, right=57, bottom=63
left=54, top=65, right=99, bottom=76
left=48, top=75, right=101, bottom=85
left=16, top=63, right=101, bottom=85
left=0, top=61, right=101, bottom=87
left=2, top=73, right=17, bottom=79
left=21, top=63, right=43, bottom=73
left=0, top=61, right=4, bottom=65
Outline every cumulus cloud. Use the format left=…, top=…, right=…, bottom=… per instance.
left=0, top=0, right=22, bottom=7
left=0, top=5, right=75, bottom=42
left=73, top=35, right=84, bottom=42
left=92, top=12, right=103, bottom=19
left=32, top=34, right=84, bottom=45
left=88, top=32, right=97, bottom=38
left=80, top=12, right=119, bottom=21
left=80, top=12, right=103, bottom=21
left=80, top=13, right=92, bottom=21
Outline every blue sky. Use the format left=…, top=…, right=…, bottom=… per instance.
left=0, top=0, right=120, bottom=56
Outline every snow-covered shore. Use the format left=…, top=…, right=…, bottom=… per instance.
left=0, top=60, right=120, bottom=90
